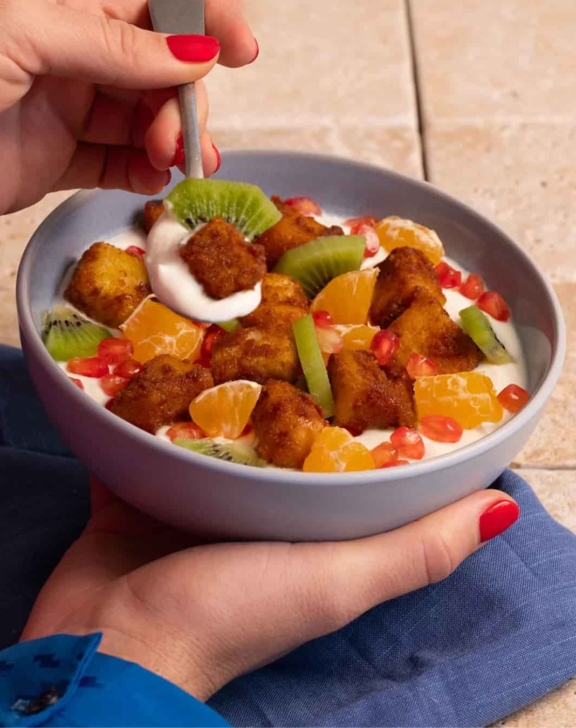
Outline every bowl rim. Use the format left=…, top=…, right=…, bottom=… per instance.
left=16, top=148, right=567, bottom=487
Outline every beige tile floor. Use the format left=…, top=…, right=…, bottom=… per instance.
left=0, top=0, right=575, bottom=723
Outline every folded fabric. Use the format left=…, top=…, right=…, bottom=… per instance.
left=2, top=345, right=576, bottom=727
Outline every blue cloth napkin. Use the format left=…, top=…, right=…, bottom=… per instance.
left=2, top=344, right=576, bottom=727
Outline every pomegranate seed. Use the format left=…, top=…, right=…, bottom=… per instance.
left=69, top=377, right=84, bottom=390
left=477, top=291, right=511, bottom=322
left=315, top=325, right=343, bottom=355
left=436, top=261, right=463, bottom=289
left=355, top=224, right=380, bottom=258
left=420, top=415, right=463, bottom=443
left=343, top=216, right=377, bottom=228
left=406, top=353, right=439, bottom=379
left=199, top=325, right=226, bottom=365
left=284, top=196, right=322, bottom=216
left=98, top=338, right=134, bottom=366
left=312, top=310, right=334, bottom=329
left=100, top=373, right=129, bottom=397
left=498, top=384, right=530, bottom=413
left=380, top=459, right=410, bottom=468
left=67, top=357, right=108, bottom=378
left=459, top=273, right=485, bottom=300
left=390, top=427, right=425, bottom=460
left=371, top=441, right=398, bottom=468
left=126, top=245, right=145, bottom=257
left=370, top=330, right=399, bottom=366
left=115, top=359, right=142, bottom=379
left=166, top=422, right=206, bottom=441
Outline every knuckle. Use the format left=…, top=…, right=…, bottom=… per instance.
left=419, top=532, right=457, bottom=585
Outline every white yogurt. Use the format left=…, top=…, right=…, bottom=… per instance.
left=146, top=210, right=262, bottom=323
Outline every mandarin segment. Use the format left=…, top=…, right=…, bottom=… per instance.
left=375, top=217, right=444, bottom=264
left=340, top=325, right=378, bottom=351
left=303, top=426, right=375, bottom=473
left=311, top=268, right=378, bottom=325
left=414, top=372, right=504, bottom=429
left=120, top=298, right=204, bottom=364
left=189, top=380, right=262, bottom=439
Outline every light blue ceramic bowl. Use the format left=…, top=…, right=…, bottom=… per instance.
left=16, top=151, right=565, bottom=541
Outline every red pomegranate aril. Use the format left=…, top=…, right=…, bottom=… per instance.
left=390, top=427, right=425, bottom=460
left=459, top=273, right=485, bottom=300
left=312, top=310, right=334, bottom=329
left=115, top=359, right=142, bottom=379
left=371, top=441, right=398, bottom=468
left=315, top=325, right=343, bottom=355
left=98, top=338, right=134, bottom=366
left=100, top=373, right=129, bottom=397
left=406, top=353, right=439, bottom=379
left=435, top=261, right=462, bottom=289
left=355, top=224, right=380, bottom=258
left=370, top=330, right=399, bottom=366
left=477, top=291, right=511, bottom=322
left=200, top=325, right=225, bottom=363
left=166, top=422, right=206, bottom=441
left=67, top=357, right=108, bottom=378
left=498, top=384, right=530, bottom=413
left=344, top=216, right=377, bottom=228
left=69, top=377, right=84, bottom=390
left=284, top=196, right=322, bottom=216
left=380, top=459, right=410, bottom=468
left=420, top=415, right=463, bottom=443
left=126, top=245, right=145, bottom=257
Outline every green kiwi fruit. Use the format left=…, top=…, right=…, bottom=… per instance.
left=274, top=236, right=366, bottom=298
left=165, top=179, right=282, bottom=240
left=459, top=305, right=512, bottom=364
left=292, top=314, right=335, bottom=418
left=42, top=305, right=111, bottom=361
left=218, top=319, right=241, bottom=333
left=174, top=437, right=266, bottom=467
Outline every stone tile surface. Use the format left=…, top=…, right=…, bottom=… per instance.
left=411, top=0, right=576, bottom=122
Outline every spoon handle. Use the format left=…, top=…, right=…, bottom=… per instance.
left=148, top=0, right=206, bottom=179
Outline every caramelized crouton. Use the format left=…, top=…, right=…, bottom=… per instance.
left=65, top=242, right=150, bottom=328
left=210, top=327, right=299, bottom=385
left=369, top=247, right=445, bottom=328
left=241, top=273, right=309, bottom=330
left=387, top=295, right=484, bottom=375
left=256, top=196, right=344, bottom=268
left=143, top=200, right=164, bottom=233
left=328, top=351, right=416, bottom=431
left=179, top=217, right=266, bottom=300
left=110, top=355, right=213, bottom=433
left=252, top=380, right=326, bottom=469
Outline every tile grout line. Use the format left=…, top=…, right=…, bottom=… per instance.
left=404, top=0, right=429, bottom=181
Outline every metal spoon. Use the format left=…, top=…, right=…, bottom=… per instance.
left=148, top=0, right=205, bottom=179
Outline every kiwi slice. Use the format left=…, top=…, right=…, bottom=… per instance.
left=293, top=314, right=335, bottom=418
left=219, top=319, right=241, bottom=333
left=165, top=179, right=282, bottom=240
left=174, top=437, right=266, bottom=467
left=42, top=305, right=111, bottom=361
left=460, top=305, right=512, bottom=364
left=274, top=236, right=365, bottom=298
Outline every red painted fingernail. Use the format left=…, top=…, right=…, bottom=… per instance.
left=167, top=35, right=220, bottom=63
left=173, top=133, right=185, bottom=167
left=479, top=500, right=520, bottom=543
left=212, top=144, right=221, bottom=173
left=249, top=39, right=260, bottom=64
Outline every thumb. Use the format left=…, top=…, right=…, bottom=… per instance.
left=3, top=2, right=219, bottom=97
left=293, top=490, right=520, bottom=634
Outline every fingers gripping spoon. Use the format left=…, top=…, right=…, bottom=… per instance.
left=149, top=0, right=205, bottom=179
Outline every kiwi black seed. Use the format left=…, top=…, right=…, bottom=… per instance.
left=274, top=235, right=366, bottom=298
left=165, top=179, right=282, bottom=240
left=42, top=305, right=112, bottom=361
left=174, top=437, right=266, bottom=467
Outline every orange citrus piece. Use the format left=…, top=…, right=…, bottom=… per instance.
left=375, top=216, right=444, bottom=264
left=120, top=297, right=204, bottom=364
left=189, top=380, right=262, bottom=439
left=414, top=372, right=504, bottom=429
left=311, top=269, right=378, bottom=326
left=303, top=426, right=375, bottom=473
left=340, top=325, right=378, bottom=351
